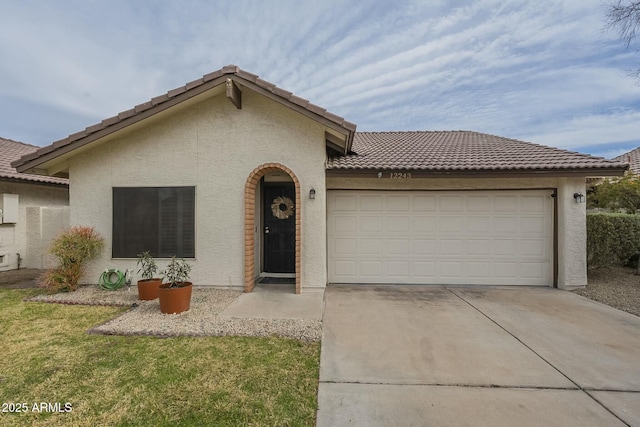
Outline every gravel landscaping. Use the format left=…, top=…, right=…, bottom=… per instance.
left=26, top=285, right=322, bottom=341
left=572, top=265, right=640, bottom=317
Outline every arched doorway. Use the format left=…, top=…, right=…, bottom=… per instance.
left=244, top=163, right=301, bottom=293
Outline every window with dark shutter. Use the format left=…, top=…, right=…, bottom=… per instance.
left=112, top=187, right=195, bottom=258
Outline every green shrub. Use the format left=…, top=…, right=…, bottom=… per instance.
left=39, top=226, right=104, bottom=292
left=587, top=213, right=640, bottom=269
left=588, top=171, right=640, bottom=213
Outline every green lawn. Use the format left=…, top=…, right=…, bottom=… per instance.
left=0, top=289, right=320, bottom=426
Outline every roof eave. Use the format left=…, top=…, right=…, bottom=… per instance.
left=0, top=174, right=69, bottom=187
left=14, top=65, right=357, bottom=173
left=325, top=166, right=629, bottom=178
left=13, top=75, right=230, bottom=174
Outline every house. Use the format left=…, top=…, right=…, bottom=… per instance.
left=12, top=65, right=627, bottom=292
left=613, top=147, right=640, bottom=175
left=0, top=137, right=69, bottom=271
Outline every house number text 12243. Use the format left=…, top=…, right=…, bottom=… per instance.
left=389, top=172, right=412, bottom=179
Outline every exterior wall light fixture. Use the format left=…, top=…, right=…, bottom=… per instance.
left=309, top=188, right=316, bottom=199
left=573, top=193, right=585, bottom=203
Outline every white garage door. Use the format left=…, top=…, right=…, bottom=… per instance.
left=327, top=190, right=554, bottom=286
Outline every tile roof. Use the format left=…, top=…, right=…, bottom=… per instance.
left=327, top=131, right=628, bottom=173
left=12, top=65, right=356, bottom=172
left=613, top=147, right=640, bottom=174
left=0, top=137, right=69, bottom=185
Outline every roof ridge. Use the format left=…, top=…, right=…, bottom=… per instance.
left=0, top=137, right=69, bottom=185
left=13, top=64, right=356, bottom=172
left=612, top=146, right=640, bottom=174
left=0, top=136, right=39, bottom=149
left=356, top=130, right=474, bottom=134
left=474, top=132, right=616, bottom=161
left=613, top=146, right=640, bottom=160
left=332, top=131, right=629, bottom=172
left=354, top=130, right=619, bottom=163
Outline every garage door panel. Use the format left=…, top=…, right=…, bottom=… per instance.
left=494, top=196, right=519, bottom=211
left=521, top=195, right=546, bottom=211
left=387, top=261, right=410, bottom=277
left=333, top=216, right=357, bottom=232
left=413, top=196, right=437, bottom=211
left=493, top=216, right=518, bottom=233
left=333, top=195, right=357, bottom=211
left=521, top=262, right=546, bottom=279
left=385, top=216, right=410, bottom=232
left=412, top=217, right=436, bottom=232
left=520, top=239, right=547, bottom=257
left=358, top=239, right=383, bottom=255
left=467, top=261, right=491, bottom=278
left=495, top=262, right=520, bottom=279
left=328, top=190, right=553, bottom=286
left=441, top=196, right=464, bottom=211
left=466, top=217, right=491, bottom=233
left=360, top=261, right=383, bottom=277
left=414, top=261, right=436, bottom=278
left=440, top=261, right=464, bottom=278
left=359, top=195, right=383, bottom=211
left=333, top=260, right=357, bottom=277
left=467, top=195, right=492, bottom=211
left=333, top=238, right=356, bottom=255
left=466, top=239, right=490, bottom=255
left=386, top=239, right=410, bottom=256
left=440, top=216, right=464, bottom=233
left=385, top=195, right=410, bottom=211
left=359, top=216, right=382, bottom=233
left=494, top=239, right=518, bottom=255
left=440, top=240, right=463, bottom=255
left=413, top=239, right=436, bottom=255
left=520, top=217, right=546, bottom=234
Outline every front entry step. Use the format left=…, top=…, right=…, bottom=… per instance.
left=258, top=277, right=296, bottom=285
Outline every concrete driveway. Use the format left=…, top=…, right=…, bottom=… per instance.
left=317, top=285, right=640, bottom=426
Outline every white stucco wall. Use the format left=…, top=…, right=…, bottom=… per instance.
left=68, top=89, right=327, bottom=290
left=0, top=181, right=69, bottom=270
left=327, top=175, right=588, bottom=289
left=555, top=178, right=588, bottom=289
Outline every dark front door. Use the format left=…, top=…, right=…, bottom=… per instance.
left=263, top=184, right=296, bottom=273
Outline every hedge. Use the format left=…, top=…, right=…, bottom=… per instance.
left=587, top=213, right=640, bottom=269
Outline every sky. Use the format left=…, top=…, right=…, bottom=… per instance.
left=1, top=0, right=639, bottom=159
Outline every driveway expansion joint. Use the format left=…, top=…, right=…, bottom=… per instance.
left=319, top=380, right=580, bottom=390
left=445, top=286, right=635, bottom=427
left=445, top=286, right=582, bottom=387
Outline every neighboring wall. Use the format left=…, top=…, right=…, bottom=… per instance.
left=0, top=181, right=69, bottom=271
left=69, top=89, right=327, bottom=290
left=327, top=176, right=587, bottom=289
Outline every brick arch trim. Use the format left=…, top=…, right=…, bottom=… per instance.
left=244, top=163, right=301, bottom=294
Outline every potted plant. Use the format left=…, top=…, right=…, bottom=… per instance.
left=158, top=257, right=193, bottom=314
left=136, top=251, right=162, bottom=300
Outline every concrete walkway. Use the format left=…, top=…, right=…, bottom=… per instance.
left=317, top=285, right=640, bottom=426
left=219, top=284, right=324, bottom=320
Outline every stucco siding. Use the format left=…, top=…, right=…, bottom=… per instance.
left=69, top=89, right=327, bottom=290
left=327, top=176, right=588, bottom=289
left=555, top=178, right=588, bottom=289
left=0, top=181, right=69, bottom=270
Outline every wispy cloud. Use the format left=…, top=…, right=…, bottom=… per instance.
left=0, top=0, right=638, bottom=157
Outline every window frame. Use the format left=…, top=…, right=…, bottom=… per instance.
left=112, top=186, right=196, bottom=259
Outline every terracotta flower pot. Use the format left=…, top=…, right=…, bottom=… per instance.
left=137, top=278, right=163, bottom=300
left=158, top=282, right=193, bottom=314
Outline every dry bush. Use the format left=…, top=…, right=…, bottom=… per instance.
left=39, top=226, right=104, bottom=292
